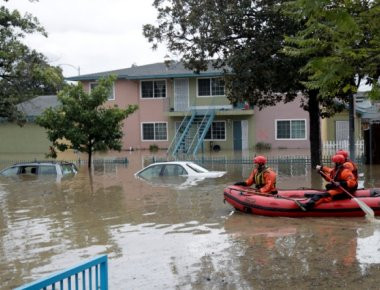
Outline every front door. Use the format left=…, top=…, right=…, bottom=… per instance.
left=233, top=121, right=242, bottom=151
left=174, top=79, right=189, bottom=111
left=241, top=120, right=248, bottom=150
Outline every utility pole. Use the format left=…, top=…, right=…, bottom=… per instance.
left=349, top=93, right=355, bottom=161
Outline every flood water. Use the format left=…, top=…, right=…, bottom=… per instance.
left=1, top=150, right=380, bottom=289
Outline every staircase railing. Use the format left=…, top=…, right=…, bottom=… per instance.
left=186, top=109, right=215, bottom=155
left=170, top=110, right=196, bottom=157
left=167, top=109, right=192, bottom=156
left=192, top=109, right=216, bottom=156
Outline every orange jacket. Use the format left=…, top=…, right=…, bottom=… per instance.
left=344, top=160, right=358, bottom=179
left=320, top=164, right=358, bottom=195
left=245, top=167, right=277, bottom=193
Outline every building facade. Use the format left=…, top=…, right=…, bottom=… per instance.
left=68, top=62, right=311, bottom=153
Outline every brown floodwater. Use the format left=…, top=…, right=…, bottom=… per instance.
left=1, top=150, right=380, bottom=289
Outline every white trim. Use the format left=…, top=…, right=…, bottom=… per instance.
left=139, top=79, right=167, bottom=99
left=89, top=81, right=115, bottom=101
left=190, top=105, right=233, bottom=110
left=196, top=77, right=226, bottom=98
left=204, top=120, right=227, bottom=141
left=140, top=121, right=168, bottom=141
left=275, top=119, right=307, bottom=140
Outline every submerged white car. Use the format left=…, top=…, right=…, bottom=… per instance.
left=0, top=161, right=77, bottom=180
left=134, top=161, right=226, bottom=179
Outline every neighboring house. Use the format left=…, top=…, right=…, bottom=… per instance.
left=353, top=94, right=380, bottom=163
left=255, top=95, right=309, bottom=149
left=321, top=93, right=365, bottom=144
left=0, top=95, right=58, bottom=153
left=67, top=62, right=311, bottom=153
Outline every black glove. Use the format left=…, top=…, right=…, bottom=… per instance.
left=234, top=181, right=247, bottom=186
left=339, top=181, right=348, bottom=188
left=325, top=182, right=337, bottom=190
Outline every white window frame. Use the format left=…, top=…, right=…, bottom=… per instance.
left=275, top=119, right=307, bottom=140
left=204, top=121, right=227, bottom=141
left=196, top=77, right=225, bottom=98
left=89, top=82, right=115, bottom=101
left=140, top=79, right=167, bottom=99
left=141, top=122, right=168, bottom=141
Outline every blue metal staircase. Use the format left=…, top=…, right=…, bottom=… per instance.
left=168, top=109, right=215, bottom=157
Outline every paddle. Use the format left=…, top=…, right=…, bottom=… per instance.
left=319, top=170, right=375, bottom=220
left=235, top=187, right=307, bottom=211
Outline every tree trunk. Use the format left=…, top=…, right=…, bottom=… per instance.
left=88, top=146, right=92, bottom=168
left=349, top=93, right=355, bottom=162
left=308, top=90, right=322, bottom=168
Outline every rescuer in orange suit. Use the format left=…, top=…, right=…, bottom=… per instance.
left=336, top=149, right=358, bottom=179
left=234, top=155, right=277, bottom=194
left=304, top=154, right=358, bottom=210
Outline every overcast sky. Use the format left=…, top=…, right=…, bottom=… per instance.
left=5, top=0, right=168, bottom=77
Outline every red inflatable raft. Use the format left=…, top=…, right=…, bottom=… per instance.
left=224, top=185, right=380, bottom=217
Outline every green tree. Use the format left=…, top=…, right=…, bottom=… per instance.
left=283, top=0, right=380, bottom=158
left=0, top=1, right=64, bottom=124
left=36, top=76, right=138, bottom=168
left=143, top=0, right=327, bottom=166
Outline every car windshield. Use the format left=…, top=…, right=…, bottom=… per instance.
left=0, top=167, right=19, bottom=176
left=138, top=164, right=165, bottom=179
left=61, top=164, right=76, bottom=175
left=186, top=163, right=208, bottom=173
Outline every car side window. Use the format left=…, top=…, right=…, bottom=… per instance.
left=39, top=165, right=57, bottom=175
left=1, top=167, right=19, bottom=176
left=163, top=165, right=188, bottom=176
left=19, top=166, right=37, bottom=175
left=139, top=165, right=164, bottom=178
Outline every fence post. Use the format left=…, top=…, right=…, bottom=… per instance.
left=100, top=257, right=108, bottom=290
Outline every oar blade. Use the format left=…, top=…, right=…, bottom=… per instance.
left=353, top=197, right=375, bottom=219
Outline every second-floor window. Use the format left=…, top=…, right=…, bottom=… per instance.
left=276, top=119, right=306, bottom=140
left=141, top=80, right=166, bottom=98
left=89, top=82, right=115, bottom=100
left=197, top=78, right=225, bottom=97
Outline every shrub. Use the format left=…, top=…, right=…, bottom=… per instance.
left=149, top=144, right=159, bottom=152
left=255, top=142, right=271, bottom=150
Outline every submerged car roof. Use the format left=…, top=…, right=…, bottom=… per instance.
left=147, top=161, right=198, bottom=166
left=11, top=161, right=75, bottom=165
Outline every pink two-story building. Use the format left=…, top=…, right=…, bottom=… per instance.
left=67, top=62, right=310, bottom=153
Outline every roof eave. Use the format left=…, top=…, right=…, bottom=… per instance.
left=65, top=71, right=227, bottom=82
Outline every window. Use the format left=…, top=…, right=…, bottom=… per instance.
left=186, top=163, right=208, bottom=173
left=141, top=80, right=166, bottom=98
left=39, top=165, right=57, bottom=175
left=142, top=122, right=168, bottom=141
left=175, top=121, right=226, bottom=140
left=162, top=165, right=188, bottom=176
left=205, top=121, right=226, bottom=140
left=197, top=78, right=225, bottom=97
left=61, top=164, right=76, bottom=175
left=0, top=167, right=19, bottom=176
left=89, top=82, right=115, bottom=100
left=138, top=165, right=165, bottom=179
left=276, top=119, right=306, bottom=140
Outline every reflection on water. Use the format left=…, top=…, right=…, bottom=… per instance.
left=1, top=150, right=380, bottom=288
left=136, top=175, right=208, bottom=189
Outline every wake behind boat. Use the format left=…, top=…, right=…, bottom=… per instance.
left=224, top=185, right=380, bottom=217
